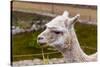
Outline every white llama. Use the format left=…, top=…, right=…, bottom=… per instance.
left=37, top=11, right=97, bottom=63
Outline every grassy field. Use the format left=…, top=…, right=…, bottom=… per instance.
left=12, top=22, right=97, bottom=61
left=75, top=23, right=97, bottom=54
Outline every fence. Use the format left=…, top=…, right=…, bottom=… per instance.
left=13, top=45, right=96, bottom=59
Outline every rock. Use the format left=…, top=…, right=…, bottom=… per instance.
left=12, top=58, right=65, bottom=66
left=12, top=19, right=51, bottom=35
left=13, top=60, right=34, bottom=66
left=31, top=24, right=37, bottom=31
left=25, top=29, right=32, bottom=32
left=12, top=26, right=23, bottom=35
left=33, top=59, right=43, bottom=65
left=21, top=60, right=34, bottom=66
left=12, top=26, right=16, bottom=29
left=48, top=60, right=53, bottom=64
left=13, top=62, right=20, bottom=66
left=36, top=21, right=40, bottom=24
left=49, top=58, right=58, bottom=64
left=20, top=29, right=25, bottom=33
left=49, top=58, right=65, bottom=64
left=57, top=58, right=65, bottom=63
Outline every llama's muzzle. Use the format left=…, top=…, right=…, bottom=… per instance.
left=37, top=36, right=47, bottom=47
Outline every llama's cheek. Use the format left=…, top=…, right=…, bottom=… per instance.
left=52, top=37, right=64, bottom=46
left=47, top=37, right=56, bottom=44
left=46, top=34, right=56, bottom=42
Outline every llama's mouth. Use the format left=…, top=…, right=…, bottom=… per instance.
left=37, top=39, right=47, bottom=47
left=39, top=43, right=47, bottom=47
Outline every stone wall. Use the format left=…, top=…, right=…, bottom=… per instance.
left=12, top=1, right=97, bottom=24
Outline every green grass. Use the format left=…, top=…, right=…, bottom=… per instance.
left=12, top=22, right=97, bottom=61
left=75, top=23, right=97, bottom=54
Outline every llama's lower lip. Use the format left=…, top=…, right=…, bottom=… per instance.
left=39, top=43, right=47, bottom=46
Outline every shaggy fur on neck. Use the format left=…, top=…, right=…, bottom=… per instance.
left=54, top=27, right=97, bottom=63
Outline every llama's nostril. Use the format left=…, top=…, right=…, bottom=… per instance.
left=38, top=37, right=44, bottom=40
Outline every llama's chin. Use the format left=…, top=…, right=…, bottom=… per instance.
left=39, top=43, right=48, bottom=48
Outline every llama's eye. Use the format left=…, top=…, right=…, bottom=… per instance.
left=53, top=31, right=62, bottom=34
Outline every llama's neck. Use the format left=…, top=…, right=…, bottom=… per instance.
left=55, top=27, right=89, bottom=62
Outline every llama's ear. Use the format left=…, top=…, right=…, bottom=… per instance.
left=62, top=11, right=69, bottom=18
left=70, top=14, right=80, bottom=24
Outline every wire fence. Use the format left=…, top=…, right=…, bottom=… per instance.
left=13, top=52, right=60, bottom=57
left=13, top=46, right=96, bottom=58
left=12, top=46, right=97, bottom=65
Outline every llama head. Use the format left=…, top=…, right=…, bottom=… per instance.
left=37, top=11, right=80, bottom=49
